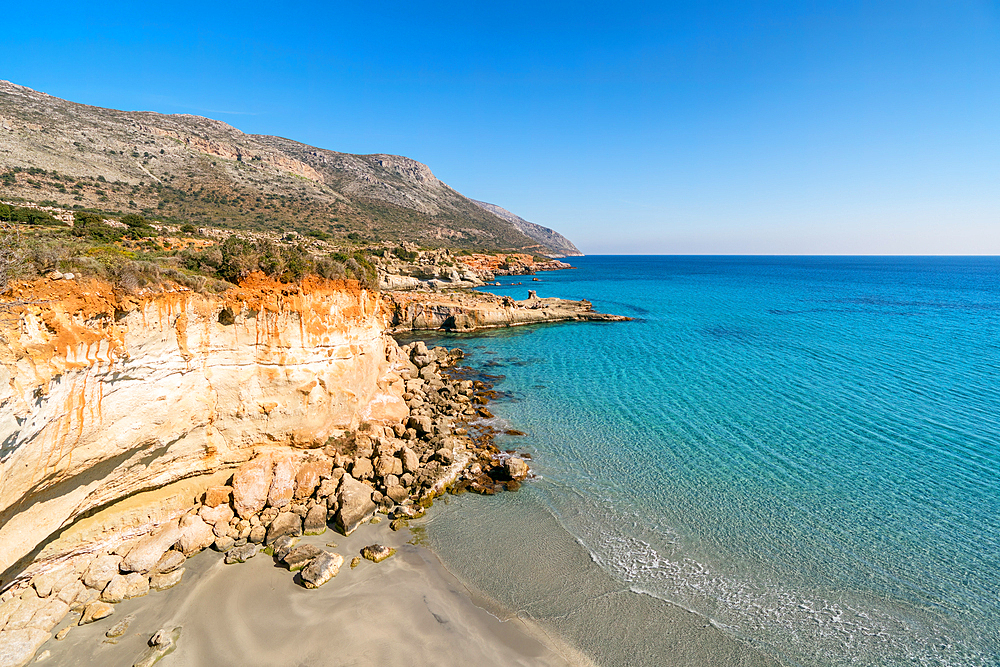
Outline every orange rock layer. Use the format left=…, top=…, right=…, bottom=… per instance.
left=0, top=274, right=408, bottom=580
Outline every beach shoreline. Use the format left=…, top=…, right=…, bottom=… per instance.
left=35, top=520, right=594, bottom=667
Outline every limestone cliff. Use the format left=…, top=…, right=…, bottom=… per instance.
left=0, top=276, right=407, bottom=583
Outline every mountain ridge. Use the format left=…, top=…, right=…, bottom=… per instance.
left=471, top=199, right=582, bottom=257
left=0, top=81, right=576, bottom=255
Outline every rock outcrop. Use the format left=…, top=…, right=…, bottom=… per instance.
left=0, top=275, right=407, bottom=583
left=384, top=290, right=631, bottom=332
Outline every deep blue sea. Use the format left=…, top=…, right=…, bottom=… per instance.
left=416, top=256, right=1000, bottom=666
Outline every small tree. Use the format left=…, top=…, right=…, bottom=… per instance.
left=0, top=226, right=23, bottom=291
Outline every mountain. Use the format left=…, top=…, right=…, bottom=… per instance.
left=471, top=200, right=582, bottom=257
left=0, top=81, right=574, bottom=254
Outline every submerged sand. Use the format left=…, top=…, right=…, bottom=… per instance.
left=40, top=521, right=588, bottom=667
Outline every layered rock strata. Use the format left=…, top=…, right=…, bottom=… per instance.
left=384, top=289, right=631, bottom=332
left=0, top=275, right=407, bottom=585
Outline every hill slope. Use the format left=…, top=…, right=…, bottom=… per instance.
left=0, top=81, right=573, bottom=254
left=471, top=200, right=582, bottom=257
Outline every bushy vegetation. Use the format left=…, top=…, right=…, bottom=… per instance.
left=0, top=204, right=62, bottom=226
left=180, top=237, right=377, bottom=289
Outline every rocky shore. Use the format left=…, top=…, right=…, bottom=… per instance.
left=385, top=289, right=631, bottom=332
left=0, top=340, right=531, bottom=667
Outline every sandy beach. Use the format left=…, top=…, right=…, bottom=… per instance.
left=39, top=520, right=590, bottom=667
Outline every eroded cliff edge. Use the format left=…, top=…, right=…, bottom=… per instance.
left=0, top=276, right=408, bottom=583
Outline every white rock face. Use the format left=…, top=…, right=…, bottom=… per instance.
left=0, top=281, right=408, bottom=580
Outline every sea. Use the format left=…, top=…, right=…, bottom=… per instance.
left=408, top=256, right=1000, bottom=667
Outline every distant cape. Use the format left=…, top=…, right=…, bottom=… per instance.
left=471, top=200, right=582, bottom=257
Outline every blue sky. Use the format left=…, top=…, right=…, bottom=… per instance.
left=3, top=1, right=998, bottom=254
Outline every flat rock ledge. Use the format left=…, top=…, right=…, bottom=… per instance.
left=385, top=289, right=631, bottom=332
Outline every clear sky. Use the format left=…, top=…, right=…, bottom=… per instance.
left=3, top=1, right=998, bottom=254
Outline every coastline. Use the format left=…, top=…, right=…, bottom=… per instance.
left=35, top=520, right=593, bottom=667
left=423, top=483, right=785, bottom=667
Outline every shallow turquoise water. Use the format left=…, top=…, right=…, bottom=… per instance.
left=418, top=256, right=1000, bottom=666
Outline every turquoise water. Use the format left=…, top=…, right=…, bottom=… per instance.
left=420, top=256, right=1000, bottom=666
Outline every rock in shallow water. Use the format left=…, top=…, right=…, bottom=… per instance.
left=504, top=457, right=529, bottom=480
left=300, top=552, right=344, bottom=589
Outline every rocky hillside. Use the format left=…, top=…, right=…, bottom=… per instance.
left=471, top=200, right=582, bottom=257
left=0, top=81, right=574, bottom=254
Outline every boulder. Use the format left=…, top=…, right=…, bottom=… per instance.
left=177, top=515, right=215, bottom=556
left=282, top=545, right=323, bottom=571
left=361, top=544, right=395, bottom=563
left=374, top=454, right=396, bottom=478
left=350, top=457, right=373, bottom=480
left=203, top=486, right=232, bottom=508
left=78, top=601, right=114, bottom=625
left=504, top=457, right=529, bottom=480
left=303, top=505, right=327, bottom=535
left=100, top=575, right=127, bottom=604
left=249, top=525, right=267, bottom=544
left=300, top=552, right=344, bottom=589
left=265, top=512, right=302, bottom=545
left=334, top=474, right=376, bottom=536
left=150, top=569, right=184, bottom=591
left=408, top=415, right=433, bottom=436
left=232, top=456, right=275, bottom=519
left=82, top=554, right=122, bottom=590
left=271, top=536, right=299, bottom=562
left=224, top=544, right=258, bottom=564
left=268, top=456, right=297, bottom=509
left=316, top=477, right=339, bottom=499
left=121, top=521, right=182, bottom=574
left=294, top=460, right=331, bottom=499
left=3, top=594, right=43, bottom=632
left=435, top=448, right=454, bottom=465
left=153, top=551, right=186, bottom=574
left=29, top=571, right=61, bottom=599
left=69, top=588, right=98, bottom=612
left=401, top=447, right=419, bottom=474
left=0, top=628, right=49, bottom=667
left=386, top=485, right=409, bottom=504
left=199, top=503, right=235, bottom=526
left=213, top=536, right=235, bottom=552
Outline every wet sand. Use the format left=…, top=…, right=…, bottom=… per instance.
left=424, top=490, right=786, bottom=667
left=41, top=521, right=590, bottom=667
